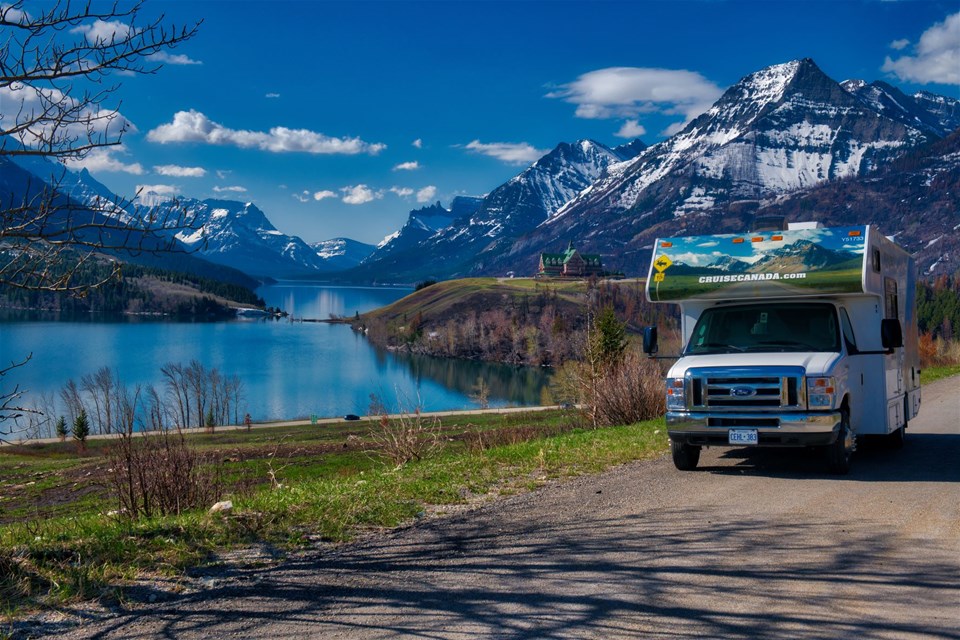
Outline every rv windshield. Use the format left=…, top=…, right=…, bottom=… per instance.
left=686, top=302, right=841, bottom=355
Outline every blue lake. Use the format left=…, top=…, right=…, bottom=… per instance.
left=0, top=284, right=550, bottom=436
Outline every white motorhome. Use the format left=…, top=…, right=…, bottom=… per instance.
left=643, top=222, right=919, bottom=474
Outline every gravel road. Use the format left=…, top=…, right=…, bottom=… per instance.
left=32, top=377, right=960, bottom=639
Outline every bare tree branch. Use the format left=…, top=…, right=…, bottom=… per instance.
left=0, top=0, right=202, bottom=428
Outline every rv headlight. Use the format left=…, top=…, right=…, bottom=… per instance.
left=807, top=377, right=836, bottom=409
left=666, top=377, right=686, bottom=410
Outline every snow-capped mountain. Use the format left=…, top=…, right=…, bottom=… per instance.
left=754, top=129, right=960, bottom=277
left=0, top=155, right=261, bottom=287
left=367, top=196, right=482, bottom=264
left=355, top=138, right=645, bottom=280
left=310, top=237, right=375, bottom=270
left=136, top=196, right=332, bottom=278
left=841, top=79, right=960, bottom=138
left=475, top=58, right=957, bottom=277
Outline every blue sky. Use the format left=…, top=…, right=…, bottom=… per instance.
left=25, top=0, right=960, bottom=245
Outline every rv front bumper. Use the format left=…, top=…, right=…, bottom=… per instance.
left=667, top=410, right=842, bottom=447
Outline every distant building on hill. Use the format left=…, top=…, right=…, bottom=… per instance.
left=538, top=241, right=603, bottom=277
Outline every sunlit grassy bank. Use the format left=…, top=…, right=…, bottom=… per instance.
left=0, top=409, right=667, bottom=617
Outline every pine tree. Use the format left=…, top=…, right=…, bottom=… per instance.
left=73, top=409, right=90, bottom=450
left=55, top=416, right=68, bottom=441
left=590, top=306, right=627, bottom=369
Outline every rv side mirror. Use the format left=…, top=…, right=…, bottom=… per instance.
left=881, top=318, right=903, bottom=351
left=643, top=326, right=659, bottom=356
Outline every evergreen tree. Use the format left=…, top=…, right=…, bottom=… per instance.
left=55, top=415, right=68, bottom=441
left=73, top=409, right=90, bottom=450
left=590, top=306, right=627, bottom=369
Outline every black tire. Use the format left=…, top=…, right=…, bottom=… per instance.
left=825, top=409, right=854, bottom=475
left=671, top=439, right=701, bottom=471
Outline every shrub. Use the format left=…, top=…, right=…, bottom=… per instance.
left=552, top=348, right=666, bottom=428
left=368, top=407, right=441, bottom=468
left=592, top=350, right=666, bottom=426
left=106, top=430, right=223, bottom=519
left=919, top=333, right=960, bottom=368
left=919, top=333, right=938, bottom=367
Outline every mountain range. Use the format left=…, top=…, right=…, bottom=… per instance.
left=3, top=58, right=958, bottom=284
left=355, top=58, right=958, bottom=281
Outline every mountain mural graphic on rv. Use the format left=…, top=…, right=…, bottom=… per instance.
left=648, top=225, right=868, bottom=301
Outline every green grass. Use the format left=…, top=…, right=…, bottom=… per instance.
left=0, top=411, right=667, bottom=617
left=920, top=363, right=960, bottom=384
left=361, top=277, right=592, bottom=325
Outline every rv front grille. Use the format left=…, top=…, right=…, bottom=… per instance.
left=685, top=367, right=806, bottom=411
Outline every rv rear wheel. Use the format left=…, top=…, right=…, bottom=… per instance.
left=886, top=424, right=906, bottom=449
left=825, top=409, right=854, bottom=475
left=671, top=439, right=701, bottom=471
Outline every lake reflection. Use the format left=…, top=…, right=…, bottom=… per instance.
left=0, top=284, right=551, bottom=436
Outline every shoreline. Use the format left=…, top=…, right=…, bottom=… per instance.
left=1, top=404, right=563, bottom=447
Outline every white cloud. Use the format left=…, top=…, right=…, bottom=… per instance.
left=0, top=83, right=136, bottom=151
left=155, top=164, right=206, bottom=177
left=147, top=110, right=387, bottom=155
left=213, top=185, right=246, bottom=193
left=71, top=19, right=135, bottom=44
left=292, top=192, right=310, bottom=203
left=416, top=185, right=437, bottom=203
left=890, top=38, right=910, bottom=51
left=661, top=121, right=688, bottom=137
left=152, top=51, right=201, bottom=65
left=412, top=138, right=423, bottom=148
left=882, top=12, right=960, bottom=85
left=341, top=184, right=382, bottom=205
left=70, top=20, right=200, bottom=65
left=136, top=184, right=179, bottom=197
left=547, top=66, right=723, bottom=132
left=265, top=92, right=281, bottom=99
left=464, top=140, right=547, bottom=165
left=615, top=119, right=647, bottom=139
left=216, top=169, right=230, bottom=180
left=393, top=161, right=420, bottom=171
left=1, top=5, right=30, bottom=24
left=390, top=187, right=414, bottom=197
left=65, top=147, right=143, bottom=175
left=313, top=190, right=337, bottom=201
left=671, top=250, right=724, bottom=266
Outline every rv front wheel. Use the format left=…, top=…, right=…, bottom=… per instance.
left=825, top=409, right=854, bottom=475
left=671, top=439, right=701, bottom=471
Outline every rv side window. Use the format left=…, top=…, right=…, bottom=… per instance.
left=839, top=307, right=858, bottom=352
left=884, top=277, right=899, bottom=319
left=872, top=249, right=881, bottom=272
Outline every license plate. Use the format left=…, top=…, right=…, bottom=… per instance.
left=728, top=429, right=758, bottom=445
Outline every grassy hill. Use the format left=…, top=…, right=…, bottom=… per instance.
left=355, top=277, right=674, bottom=366
left=361, top=278, right=587, bottom=325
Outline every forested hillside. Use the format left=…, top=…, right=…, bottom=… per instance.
left=0, top=255, right=265, bottom=319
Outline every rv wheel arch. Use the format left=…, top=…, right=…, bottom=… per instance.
left=824, top=401, right=854, bottom=475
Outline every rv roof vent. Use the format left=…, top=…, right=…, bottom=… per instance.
left=787, top=221, right=824, bottom=230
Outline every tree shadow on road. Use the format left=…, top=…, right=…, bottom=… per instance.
left=23, top=495, right=959, bottom=639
